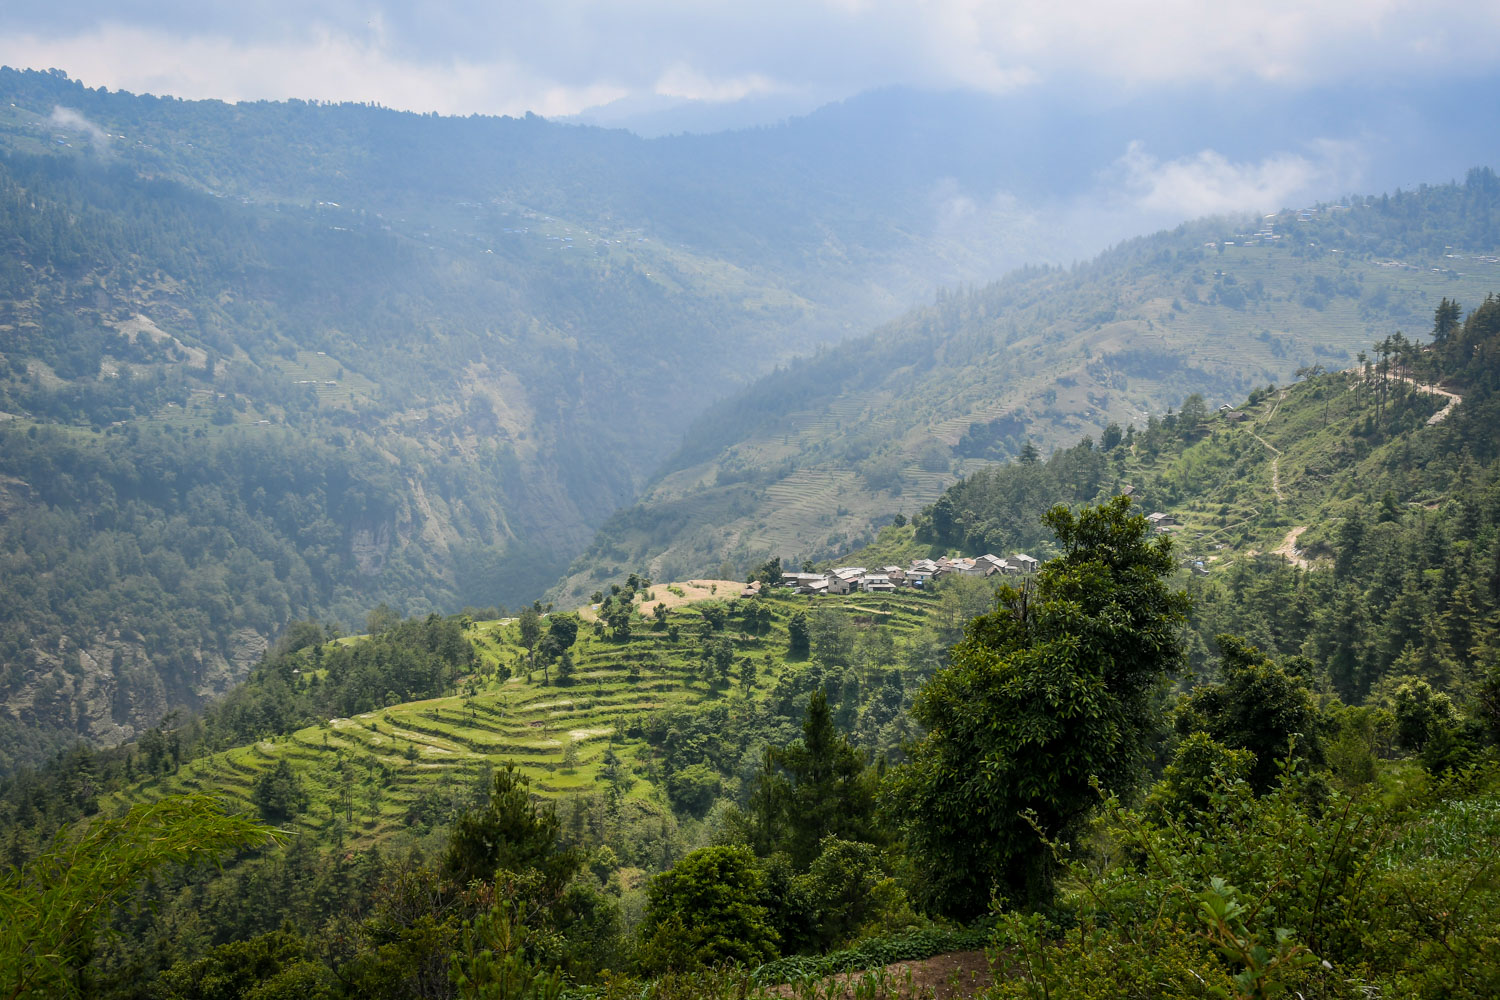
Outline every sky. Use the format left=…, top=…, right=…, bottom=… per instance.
left=5, top=1, right=1500, bottom=122
left=5, top=1, right=1500, bottom=249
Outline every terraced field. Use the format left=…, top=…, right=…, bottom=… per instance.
left=103, top=589, right=944, bottom=847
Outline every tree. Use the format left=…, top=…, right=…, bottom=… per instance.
left=637, top=845, right=778, bottom=972
left=1433, top=297, right=1462, bottom=349
left=750, top=689, right=879, bottom=866
left=544, top=614, right=578, bottom=654
left=517, top=610, right=541, bottom=667
left=1, top=796, right=275, bottom=999
left=252, top=759, right=308, bottom=823
left=752, top=556, right=783, bottom=588
left=1391, top=677, right=1459, bottom=752
left=444, top=765, right=582, bottom=900
left=451, top=901, right=562, bottom=1000
left=786, top=612, right=810, bottom=657
left=153, top=926, right=334, bottom=1000
left=698, top=602, right=726, bottom=631
left=887, top=497, right=1189, bottom=917
left=1175, top=635, right=1324, bottom=791
left=1179, top=393, right=1208, bottom=437
left=1100, top=422, right=1123, bottom=451
left=809, top=608, right=854, bottom=666
left=604, top=604, right=632, bottom=642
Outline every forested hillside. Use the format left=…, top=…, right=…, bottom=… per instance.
left=4, top=405, right=1498, bottom=997
left=845, top=292, right=1500, bottom=704
left=0, top=67, right=1093, bottom=771
left=555, top=171, right=1500, bottom=601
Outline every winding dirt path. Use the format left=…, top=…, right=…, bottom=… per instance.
left=1249, top=388, right=1289, bottom=503
left=1250, top=430, right=1284, bottom=502
left=1272, top=525, right=1314, bottom=570
left=1398, top=376, right=1463, bottom=424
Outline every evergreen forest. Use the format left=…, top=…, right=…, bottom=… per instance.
left=2, top=299, right=1499, bottom=999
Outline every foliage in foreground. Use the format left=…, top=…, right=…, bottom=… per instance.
left=889, top=496, right=1189, bottom=917
left=992, top=760, right=1500, bottom=1000
left=0, top=795, right=277, bottom=999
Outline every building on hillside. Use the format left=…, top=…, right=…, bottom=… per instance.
left=827, top=569, right=861, bottom=595
left=977, top=554, right=1016, bottom=575
left=1013, top=553, right=1040, bottom=573
left=905, top=558, right=943, bottom=588
left=861, top=573, right=897, bottom=593
left=950, top=557, right=986, bottom=577
left=1146, top=512, right=1177, bottom=533
left=882, top=566, right=907, bottom=583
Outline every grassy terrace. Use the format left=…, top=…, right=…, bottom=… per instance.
left=102, top=588, right=942, bottom=846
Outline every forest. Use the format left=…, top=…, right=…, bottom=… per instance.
left=1, top=299, right=1498, bottom=998
left=552, top=169, right=1500, bottom=604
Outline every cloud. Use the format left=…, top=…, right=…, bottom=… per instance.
left=2, top=1, right=1498, bottom=117
left=0, top=23, right=628, bottom=117
left=1110, top=140, right=1369, bottom=219
left=653, top=65, right=786, bottom=103
left=47, top=105, right=110, bottom=151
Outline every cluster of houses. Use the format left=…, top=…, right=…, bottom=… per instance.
left=779, top=553, right=1042, bottom=596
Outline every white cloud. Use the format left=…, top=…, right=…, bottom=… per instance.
left=1111, top=139, right=1369, bottom=218
left=2, top=1, right=1498, bottom=116
left=48, top=105, right=110, bottom=150
left=0, top=23, right=628, bottom=117
left=653, top=65, right=785, bottom=103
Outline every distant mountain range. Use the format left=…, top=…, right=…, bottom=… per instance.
left=0, top=63, right=1497, bottom=771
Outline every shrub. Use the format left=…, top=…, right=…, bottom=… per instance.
left=637, top=845, right=778, bottom=972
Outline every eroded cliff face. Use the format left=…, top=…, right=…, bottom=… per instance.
left=2, top=626, right=268, bottom=749
left=350, top=520, right=392, bottom=576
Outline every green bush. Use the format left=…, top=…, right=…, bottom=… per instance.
left=637, top=845, right=778, bottom=973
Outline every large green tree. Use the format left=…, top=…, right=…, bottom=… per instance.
left=748, top=688, right=879, bottom=866
left=888, top=496, right=1189, bottom=917
left=1174, top=635, right=1325, bottom=791
left=443, top=765, right=582, bottom=901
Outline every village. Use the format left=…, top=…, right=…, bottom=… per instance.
left=768, top=511, right=1180, bottom=596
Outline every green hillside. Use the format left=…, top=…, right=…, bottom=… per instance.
left=46, top=586, right=944, bottom=853
left=0, top=67, right=1070, bottom=772
left=5, top=315, right=1500, bottom=995
left=555, top=172, right=1500, bottom=601
left=845, top=290, right=1500, bottom=701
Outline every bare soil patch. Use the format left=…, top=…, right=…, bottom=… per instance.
left=630, top=579, right=745, bottom=618
left=771, top=950, right=993, bottom=999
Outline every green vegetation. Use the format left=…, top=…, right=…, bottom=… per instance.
left=557, top=171, right=1500, bottom=600
left=0, top=64, right=1056, bottom=774
left=889, top=497, right=1189, bottom=918
left=3, top=481, right=1499, bottom=997
left=1, top=795, right=276, bottom=999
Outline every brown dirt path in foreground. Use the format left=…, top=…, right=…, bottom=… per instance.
left=771, top=950, right=993, bottom=999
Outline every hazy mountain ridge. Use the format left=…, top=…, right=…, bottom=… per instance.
left=1, top=67, right=1202, bottom=771
left=553, top=172, right=1500, bottom=600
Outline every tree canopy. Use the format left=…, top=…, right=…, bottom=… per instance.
left=889, top=496, right=1189, bottom=916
